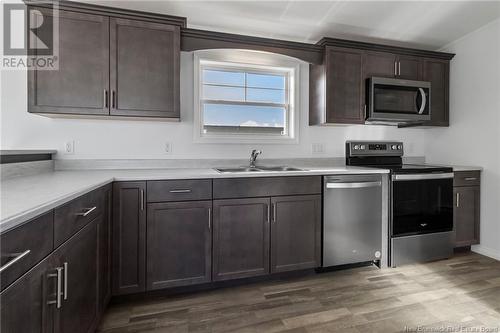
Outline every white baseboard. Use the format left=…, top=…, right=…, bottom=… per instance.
left=472, top=245, right=500, bottom=261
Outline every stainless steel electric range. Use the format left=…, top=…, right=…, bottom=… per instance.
left=346, top=141, right=454, bottom=267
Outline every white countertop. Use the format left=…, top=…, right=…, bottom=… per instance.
left=0, top=166, right=388, bottom=233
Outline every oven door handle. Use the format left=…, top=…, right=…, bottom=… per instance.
left=392, top=173, right=454, bottom=181
left=417, top=88, right=427, bottom=115
left=326, top=181, right=382, bottom=189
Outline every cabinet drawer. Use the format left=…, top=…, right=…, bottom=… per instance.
left=54, top=187, right=105, bottom=247
left=147, top=179, right=212, bottom=202
left=213, top=176, right=322, bottom=199
left=0, top=212, right=53, bottom=291
left=454, top=171, right=480, bottom=187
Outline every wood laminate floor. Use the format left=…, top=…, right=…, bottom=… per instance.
left=98, top=252, right=500, bottom=333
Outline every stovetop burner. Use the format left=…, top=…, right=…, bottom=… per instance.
left=345, top=141, right=452, bottom=174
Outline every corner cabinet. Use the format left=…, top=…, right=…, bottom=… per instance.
left=453, top=171, right=481, bottom=247
left=28, top=6, right=182, bottom=120
left=309, top=39, right=453, bottom=126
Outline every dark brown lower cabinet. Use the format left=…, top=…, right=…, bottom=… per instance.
left=454, top=186, right=480, bottom=247
left=213, top=198, right=270, bottom=281
left=98, top=186, right=112, bottom=312
left=112, top=182, right=146, bottom=295
left=147, top=201, right=212, bottom=290
left=270, top=195, right=321, bottom=273
left=53, top=218, right=99, bottom=333
left=0, top=255, right=54, bottom=333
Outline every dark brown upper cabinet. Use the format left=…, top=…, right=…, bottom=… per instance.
left=310, top=38, right=453, bottom=126
left=112, top=182, right=146, bottom=296
left=28, top=9, right=110, bottom=116
left=147, top=201, right=212, bottom=290
left=397, top=55, right=423, bottom=80
left=309, top=46, right=364, bottom=125
left=423, top=58, right=450, bottom=126
left=270, top=195, right=321, bottom=273
left=28, top=6, right=182, bottom=120
left=110, top=18, right=180, bottom=118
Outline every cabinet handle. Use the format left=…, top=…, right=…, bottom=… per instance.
left=47, top=267, right=63, bottom=308
left=75, top=206, right=97, bottom=217
left=456, top=192, right=460, bottom=208
left=63, top=262, right=68, bottom=300
left=140, top=189, right=145, bottom=211
left=394, top=61, right=397, bottom=76
left=464, top=177, right=477, bottom=181
left=208, top=208, right=211, bottom=230
left=104, top=89, right=108, bottom=108
left=398, top=61, right=401, bottom=76
left=266, top=204, right=270, bottom=224
left=0, top=249, right=30, bottom=273
left=169, top=189, right=192, bottom=193
left=112, top=90, right=116, bottom=108
left=272, top=203, right=277, bottom=223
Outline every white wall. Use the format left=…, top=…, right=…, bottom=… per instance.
left=425, top=19, right=500, bottom=259
left=0, top=52, right=427, bottom=160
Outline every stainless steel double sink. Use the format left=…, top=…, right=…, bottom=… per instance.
left=215, top=166, right=305, bottom=173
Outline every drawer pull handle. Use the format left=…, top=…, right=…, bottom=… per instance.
left=420, top=223, right=428, bottom=227
left=464, top=177, right=477, bottom=181
left=47, top=267, right=63, bottom=308
left=0, top=250, right=31, bottom=273
left=63, top=262, right=68, bottom=300
left=76, top=206, right=97, bottom=217
left=169, top=189, right=192, bottom=193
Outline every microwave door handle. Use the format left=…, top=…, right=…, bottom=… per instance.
left=417, top=88, right=427, bottom=115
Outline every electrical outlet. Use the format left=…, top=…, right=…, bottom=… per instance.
left=64, top=140, right=75, bottom=154
left=164, top=142, right=172, bottom=154
left=311, top=143, right=324, bottom=154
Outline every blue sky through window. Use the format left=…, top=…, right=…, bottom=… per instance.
left=202, top=68, right=287, bottom=129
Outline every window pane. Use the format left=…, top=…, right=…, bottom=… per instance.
left=203, top=103, right=285, bottom=134
left=203, top=69, right=245, bottom=86
left=247, top=88, right=285, bottom=104
left=247, top=73, right=285, bottom=89
left=203, top=85, right=245, bottom=101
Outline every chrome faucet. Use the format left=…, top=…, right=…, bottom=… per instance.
left=249, top=149, right=262, bottom=168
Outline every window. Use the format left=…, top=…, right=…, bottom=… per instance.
left=194, top=50, right=299, bottom=143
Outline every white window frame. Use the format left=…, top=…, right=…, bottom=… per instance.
left=193, top=49, right=300, bottom=144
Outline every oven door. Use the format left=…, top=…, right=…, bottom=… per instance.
left=368, top=77, right=431, bottom=122
left=391, top=173, right=453, bottom=237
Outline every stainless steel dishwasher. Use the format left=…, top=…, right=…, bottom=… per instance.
left=322, top=175, right=383, bottom=267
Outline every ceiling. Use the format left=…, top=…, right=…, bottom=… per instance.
left=84, top=0, right=500, bottom=50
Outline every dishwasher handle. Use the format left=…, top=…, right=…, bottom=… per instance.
left=325, top=181, right=382, bottom=189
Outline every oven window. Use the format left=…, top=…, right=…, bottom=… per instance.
left=374, top=85, right=429, bottom=115
left=392, top=178, right=453, bottom=236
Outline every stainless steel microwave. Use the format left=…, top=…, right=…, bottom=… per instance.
left=366, top=77, right=431, bottom=126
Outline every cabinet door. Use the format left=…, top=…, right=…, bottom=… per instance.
left=112, top=182, right=146, bottom=295
left=270, top=195, right=321, bottom=273
left=0, top=255, right=54, bottom=333
left=147, top=201, right=212, bottom=290
left=98, top=186, right=112, bottom=312
left=454, top=186, right=480, bottom=247
left=110, top=18, right=180, bottom=118
left=54, top=218, right=99, bottom=333
left=325, top=47, right=364, bottom=124
left=397, top=55, right=422, bottom=80
left=423, top=58, right=449, bottom=126
left=28, top=8, right=109, bottom=115
left=213, top=198, right=270, bottom=281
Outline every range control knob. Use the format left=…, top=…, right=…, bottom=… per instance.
left=360, top=145, right=366, bottom=150
left=398, top=145, right=403, bottom=150
left=391, top=145, right=397, bottom=150
left=354, top=145, right=360, bottom=150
